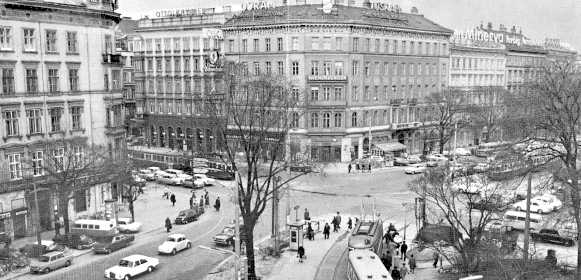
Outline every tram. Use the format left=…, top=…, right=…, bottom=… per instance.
left=347, top=250, right=392, bottom=280
left=347, top=219, right=384, bottom=256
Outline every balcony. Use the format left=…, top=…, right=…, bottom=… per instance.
left=307, top=75, right=348, bottom=82
left=102, top=53, right=123, bottom=65
left=390, top=98, right=404, bottom=106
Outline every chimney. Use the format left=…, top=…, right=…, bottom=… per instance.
left=511, top=25, right=516, bottom=34
left=487, top=22, right=493, bottom=30
left=410, top=7, right=419, bottom=14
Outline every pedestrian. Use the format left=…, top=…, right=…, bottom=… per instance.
left=214, top=196, right=221, bottom=211
left=331, top=217, right=338, bottom=232
left=356, top=163, right=360, bottom=172
left=205, top=191, right=210, bottom=207
left=200, top=197, right=204, bottom=207
left=347, top=217, right=353, bottom=230
left=165, top=217, right=172, bottom=233
left=400, top=241, right=408, bottom=260
left=391, top=266, right=401, bottom=280
left=433, top=250, right=440, bottom=269
left=368, top=163, right=372, bottom=172
left=170, top=193, right=176, bottom=207
left=323, top=222, right=330, bottom=239
left=400, top=263, right=408, bottom=279
left=304, top=208, right=310, bottom=221
left=384, top=231, right=392, bottom=245
left=189, top=195, right=194, bottom=209
left=335, top=212, right=342, bottom=230
left=307, top=222, right=314, bottom=240
left=297, top=246, right=305, bottom=263
left=348, top=163, right=352, bottom=174
left=381, top=251, right=392, bottom=271
left=408, top=254, right=416, bottom=273
left=162, top=187, right=169, bottom=199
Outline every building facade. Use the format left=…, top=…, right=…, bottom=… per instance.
left=130, top=8, right=233, bottom=156
left=0, top=0, right=123, bottom=239
left=223, top=4, right=452, bottom=162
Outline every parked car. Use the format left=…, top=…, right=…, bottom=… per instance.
left=33, top=240, right=64, bottom=252
left=404, top=164, right=427, bottom=174
left=532, top=194, right=562, bottom=211
left=512, top=200, right=553, bottom=214
left=290, top=164, right=312, bottom=172
left=206, top=168, right=235, bottom=181
left=469, top=195, right=511, bottom=212
left=117, top=217, right=142, bottom=233
left=174, top=208, right=203, bottom=224
left=52, top=233, right=95, bottom=250
left=156, top=172, right=183, bottom=186
left=137, top=169, right=155, bottom=181
left=29, top=251, right=72, bottom=274
left=473, top=162, right=490, bottom=173
left=193, top=174, right=214, bottom=186
left=104, top=255, right=159, bottom=280
left=531, top=228, right=575, bottom=247
left=394, top=157, right=410, bottom=166
left=93, top=234, right=135, bottom=254
left=426, top=154, right=449, bottom=162
left=213, top=223, right=245, bottom=247
left=426, top=160, right=439, bottom=167
left=157, top=234, right=192, bottom=255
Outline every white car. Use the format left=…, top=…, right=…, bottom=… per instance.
left=194, top=174, right=214, bottom=186
left=532, top=194, right=562, bottom=211
left=426, top=154, right=449, bottom=162
left=104, top=255, right=159, bottom=280
left=156, top=172, right=183, bottom=186
left=512, top=199, right=553, bottom=214
left=157, top=234, right=192, bottom=255
left=137, top=169, right=155, bottom=181
left=404, top=164, right=427, bottom=174
left=117, top=218, right=142, bottom=233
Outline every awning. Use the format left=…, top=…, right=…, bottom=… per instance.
left=374, top=142, right=407, bottom=152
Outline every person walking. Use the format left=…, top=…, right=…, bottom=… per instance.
left=165, top=217, right=172, bottom=233
left=400, top=241, right=408, bottom=261
left=408, top=254, right=416, bottom=274
left=304, top=208, right=310, bottom=221
left=348, top=163, right=352, bottom=174
left=391, top=266, right=401, bottom=280
left=381, top=251, right=392, bottom=272
left=307, top=222, right=314, bottom=240
left=170, top=193, right=176, bottom=207
left=297, top=246, right=305, bottom=263
left=347, top=217, right=353, bottom=230
left=323, top=223, right=330, bottom=239
left=189, top=194, right=194, bottom=209
left=433, top=250, right=440, bottom=269
left=200, top=197, right=204, bottom=207
left=204, top=191, right=210, bottom=207
left=214, top=197, right=221, bottom=211
left=335, top=212, right=342, bottom=230
left=368, top=163, right=372, bottom=172
left=162, top=187, right=169, bottom=199
left=400, top=263, right=408, bottom=280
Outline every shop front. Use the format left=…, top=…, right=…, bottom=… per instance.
left=0, top=207, right=30, bottom=239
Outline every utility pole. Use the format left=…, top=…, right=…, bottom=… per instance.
left=271, top=176, right=279, bottom=256
left=32, top=182, right=42, bottom=246
left=523, top=171, right=532, bottom=264
left=234, top=172, right=241, bottom=280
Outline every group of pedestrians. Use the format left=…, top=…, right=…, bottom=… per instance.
left=347, top=163, right=372, bottom=174
left=380, top=223, right=417, bottom=280
left=162, top=187, right=221, bottom=233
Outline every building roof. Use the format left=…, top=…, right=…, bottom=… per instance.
left=224, top=4, right=452, bottom=35
left=118, top=18, right=138, bottom=35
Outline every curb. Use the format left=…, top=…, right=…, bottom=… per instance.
left=313, top=231, right=350, bottom=280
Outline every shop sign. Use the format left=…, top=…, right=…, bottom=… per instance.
left=154, top=8, right=215, bottom=18
left=0, top=212, right=10, bottom=219
left=241, top=1, right=275, bottom=10
left=370, top=2, right=401, bottom=13
left=15, top=210, right=27, bottom=215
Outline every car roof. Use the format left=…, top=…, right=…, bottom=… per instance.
left=42, top=251, right=63, bottom=257
left=168, top=233, right=185, bottom=239
left=123, top=254, right=147, bottom=261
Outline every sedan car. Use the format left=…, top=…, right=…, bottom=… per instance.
left=407, top=155, right=422, bottom=164
left=29, top=251, right=72, bottom=274
left=157, top=234, right=192, bottom=255
left=404, top=164, right=427, bottom=174
left=137, top=169, right=155, bottom=181
left=512, top=200, right=553, bottom=214
left=104, top=255, right=159, bottom=280
left=52, top=233, right=95, bottom=250
left=156, top=173, right=184, bottom=186
left=426, top=160, right=439, bottom=167
left=394, top=157, right=410, bottom=166
left=532, top=194, right=562, bottom=211
left=117, top=217, right=142, bottom=233
left=93, top=234, right=135, bottom=254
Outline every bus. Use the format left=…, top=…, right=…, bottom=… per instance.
left=502, top=211, right=543, bottom=232
left=348, top=219, right=384, bottom=256
left=71, top=219, right=118, bottom=238
left=347, top=250, right=392, bottom=280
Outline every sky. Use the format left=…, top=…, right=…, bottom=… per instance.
left=118, top=0, right=581, bottom=51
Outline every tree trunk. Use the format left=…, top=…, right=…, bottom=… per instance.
left=129, top=201, right=135, bottom=222
left=58, top=196, right=71, bottom=234
left=245, top=227, right=256, bottom=279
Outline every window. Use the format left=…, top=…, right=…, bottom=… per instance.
left=410, top=41, right=415, bottom=55
left=32, top=151, right=43, bottom=176
left=364, top=62, right=370, bottom=76
left=253, top=38, right=259, bottom=52
left=48, top=68, right=59, bottom=92
left=334, top=113, right=342, bottom=127
left=164, top=38, right=171, bottom=51
left=336, top=37, right=343, bottom=50
left=334, top=62, right=344, bottom=75
left=0, top=27, right=12, bottom=50
left=277, top=37, right=283, bottom=51
left=384, top=39, right=389, bottom=53
left=375, top=62, right=380, bottom=75
left=334, top=87, right=342, bottom=100
left=351, top=112, right=358, bottom=127
left=375, top=39, right=380, bottom=52
left=253, top=62, right=260, bottom=76
left=192, top=37, right=200, bottom=50
left=291, top=87, right=300, bottom=101
left=174, top=38, right=180, bottom=51
left=174, top=58, right=181, bottom=72
left=311, top=61, right=319, bottom=76
left=73, top=145, right=84, bottom=166
left=402, top=41, right=407, bottom=54
left=310, top=113, right=319, bottom=128
left=310, top=87, right=319, bottom=101
left=242, top=39, right=247, bottom=52
left=265, top=38, right=271, bottom=52
left=23, top=28, right=35, bottom=51
left=183, top=37, right=190, bottom=51
left=292, top=37, right=299, bottom=51
left=1, top=68, right=15, bottom=95
left=184, top=57, right=190, bottom=72
left=277, top=61, right=284, bottom=75
left=352, top=86, right=358, bottom=101
left=4, top=110, right=18, bottom=136
left=53, top=148, right=64, bottom=172
left=265, top=61, right=272, bottom=75
left=352, top=37, right=359, bottom=51
left=323, top=87, right=330, bottom=101
left=46, top=30, right=58, bottom=52
left=71, top=106, right=82, bottom=130
left=8, top=153, right=21, bottom=180
left=291, top=61, right=299, bottom=75
left=112, top=70, right=121, bottom=89
left=322, top=113, right=330, bottom=128
left=27, top=109, right=42, bottom=134
left=49, top=108, right=61, bottom=132
left=311, top=37, right=319, bottom=50
left=365, top=38, right=370, bottom=52
left=323, top=62, right=331, bottom=76
left=26, top=68, right=38, bottom=93
left=165, top=58, right=171, bottom=72
left=352, top=60, right=359, bottom=75
left=68, top=68, right=79, bottom=91
left=66, top=31, right=78, bottom=53
left=364, top=86, right=369, bottom=100
left=323, top=37, right=331, bottom=50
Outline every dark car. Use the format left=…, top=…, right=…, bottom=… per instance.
left=206, top=168, right=235, bottom=181
left=213, top=224, right=246, bottom=247
left=468, top=195, right=512, bottom=212
left=290, top=165, right=312, bottom=172
left=93, top=234, right=135, bottom=254
left=531, top=229, right=574, bottom=247
left=175, top=208, right=204, bottom=224
left=53, top=233, right=95, bottom=250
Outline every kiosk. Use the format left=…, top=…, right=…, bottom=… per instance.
left=288, top=221, right=304, bottom=251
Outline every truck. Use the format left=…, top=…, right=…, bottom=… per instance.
left=531, top=228, right=575, bottom=247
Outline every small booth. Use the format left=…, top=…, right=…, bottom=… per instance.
left=288, top=221, right=304, bottom=251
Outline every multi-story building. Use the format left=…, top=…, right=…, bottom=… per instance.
left=544, top=38, right=577, bottom=63
left=0, top=0, right=123, bottom=239
left=223, top=4, right=452, bottom=162
left=130, top=7, right=234, bottom=157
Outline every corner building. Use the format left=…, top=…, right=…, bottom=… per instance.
left=223, top=4, right=452, bottom=162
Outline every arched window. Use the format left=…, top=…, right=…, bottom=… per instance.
left=322, top=112, right=330, bottom=128
left=310, top=113, right=319, bottom=128
left=334, top=113, right=342, bottom=127
left=351, top=112, right=358, bottom=127
left=291, top=112, right=299, bottom=128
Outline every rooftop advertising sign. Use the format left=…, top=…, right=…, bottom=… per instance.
left=241, top=1, right=275, bottom=10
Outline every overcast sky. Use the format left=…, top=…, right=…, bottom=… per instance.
left=118, top=0, right=581, bottom=51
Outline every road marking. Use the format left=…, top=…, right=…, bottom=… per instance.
left=199, top=245, right=235, bottom=255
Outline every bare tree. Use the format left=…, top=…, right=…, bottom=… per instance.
left=424, top=89, right=469, bottom=154
left=467, top=87, right=514, bottom=143
left=36, top=140, right=123, bottom=234
left=113, top=160, right=144, bottom=223
left=207, top=62, right=310, bottom=279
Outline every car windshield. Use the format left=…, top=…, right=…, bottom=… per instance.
left=167, top=237, right=177, bottom=242
left=39, top=256, right=50, bottom=262
left=119, top=260, right=132, bottom=267
left=222, top=228, right=234, bottom=235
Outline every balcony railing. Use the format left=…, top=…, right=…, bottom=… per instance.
left=102, top=53, right=123, bottom=65
left=307, top=75, right=348, bottom=82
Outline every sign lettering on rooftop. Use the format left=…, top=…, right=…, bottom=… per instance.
left=241, top=1, right=274, bottom=10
